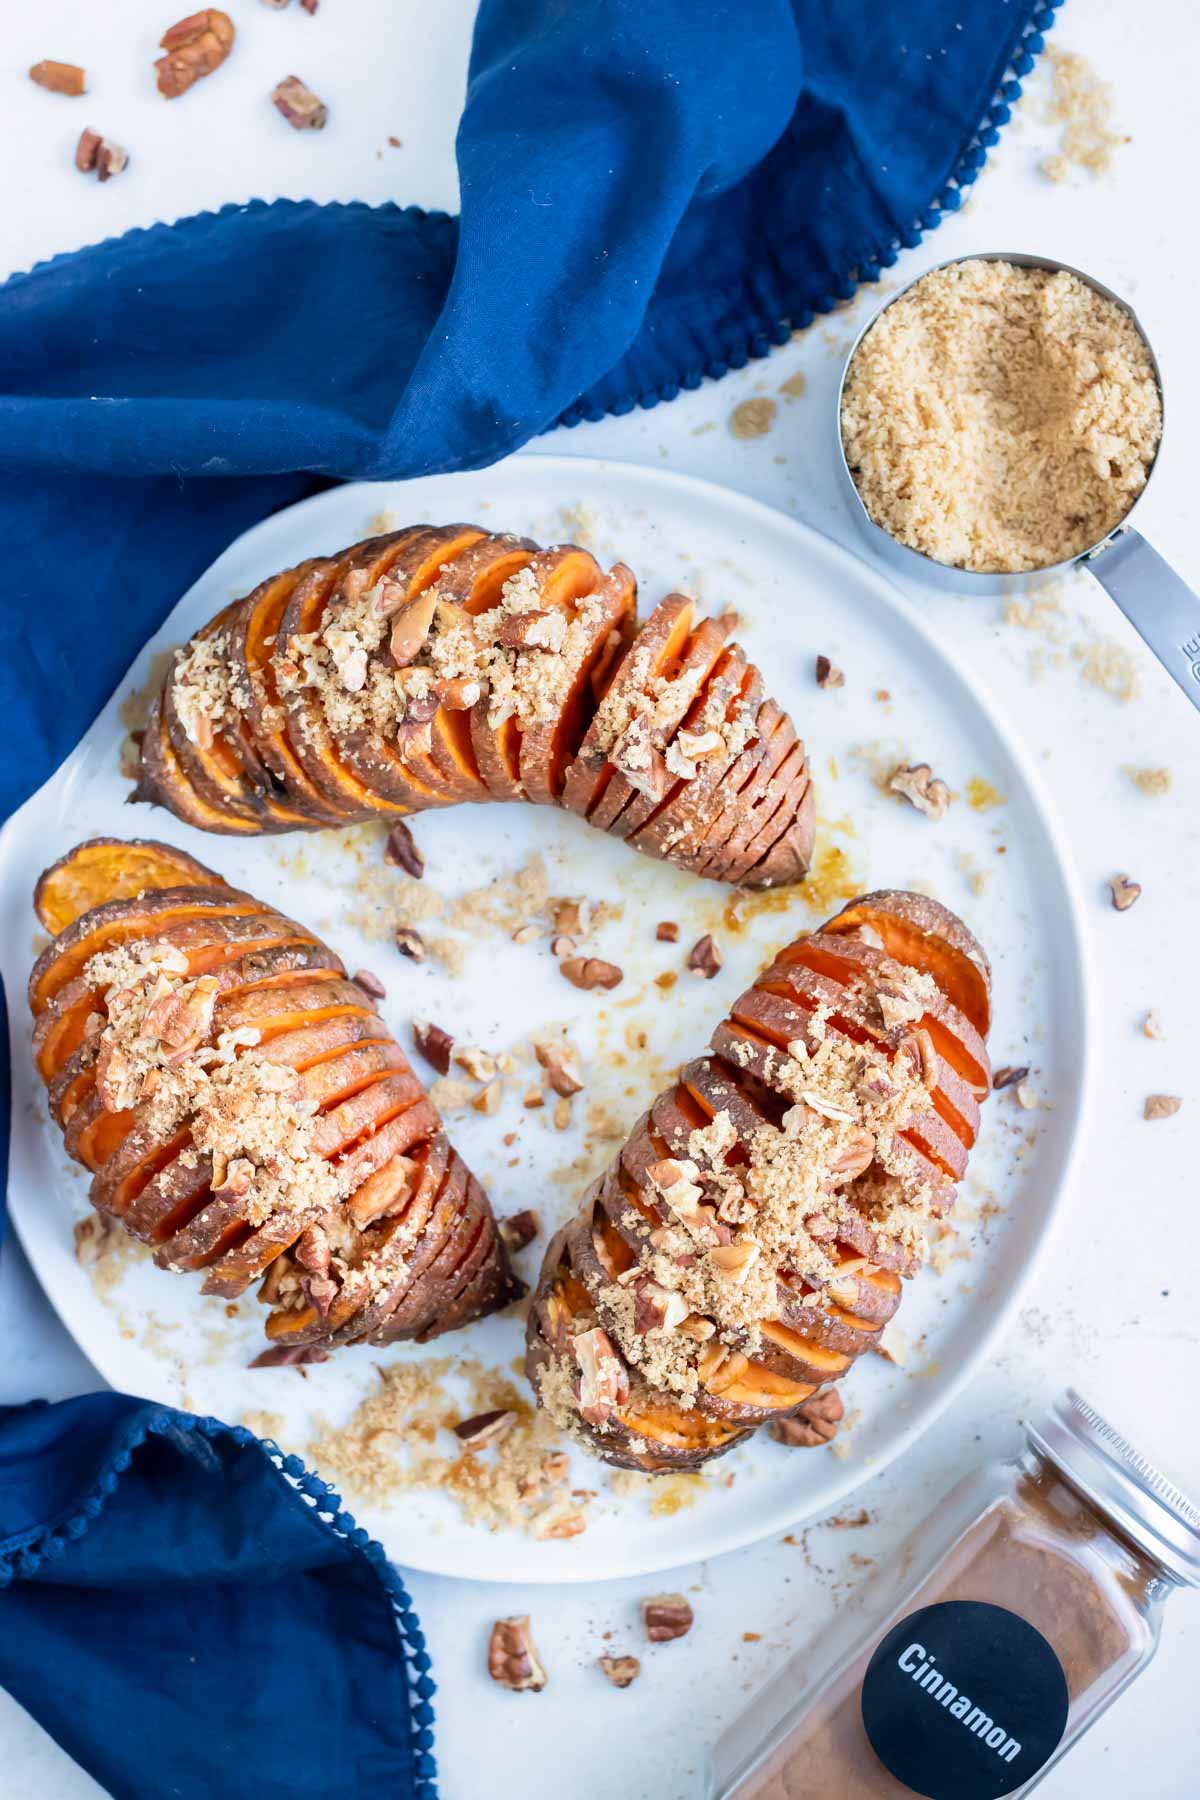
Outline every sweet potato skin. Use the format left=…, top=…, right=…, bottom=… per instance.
left=136, top=526, right=816, bottom=891
left=29, top=837, right=521, bottom=1359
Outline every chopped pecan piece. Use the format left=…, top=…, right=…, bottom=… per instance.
left=769, top=1388, right=844, bottom=1447
left=498, top=1210, right=540, bottom=1254
left=655, top=920, right=679, bottom=943
left=889, top=762, right=951, bottom=820
left=434, top=675, right=481, bottom=711
left=75, top=129, right=129, bottom=180
left=473, top=1079, right=503, bottom=1116
left=599, top=1654, right=641, bottom=1689
left=348, top=1154, right=415, bottom=1227
left=453, top=1409, right=517, bottom=1450
left=384, top=820, right=424, bottom=877
left=1144, top=1093, right=1182, bottom=1121
left=574, top=1326, right=630, bottom=1426
left=351, top=968, right=387, bottom=1001
left=552, top=898, right=586, bottom=937
left=271, top=73, right=328, bottom=128
left=156, top=10, right=235, bottom=98
left=826, top=1126, right=876, bottom=1184
left=632, top=1278, right=689, bottom=1335
left=212, top=1157, right=254, bottom=1201
left=815, top=654, right=844, bottom=689
left=31, top=61, right=86, bottom=96
left=549, top=934, right=576, bottom=958
left=991, top=1064, right=1029, bottom=1091
left=248, top=1343, right=330, bottom=1368
left=641, top=1594, right=694, bottom=1643
left=293, top=1225, right=330, bottom=1278
left=1109, top=873, right=1141, bottom=912
left=411, top=1017, right=453, bottom=1075
left=94, top=1040, right=137, bottom=1113
left=496, top=609, right=564, bottom=651
left=1014, top=1082, right=1040, bottom=1111
left=387, top=589, right=437, bottom=667
left=487, top=1616, right=546, bottom=1692
left=559, top=956, right=623, bottom=992
left=686, top=934, right=722, bottom=979
left=394, top=926, right=426, bottom=962
left=708, top=1241, right=759, bottom=1285
left=534, top=1039, right=583, bottom=1097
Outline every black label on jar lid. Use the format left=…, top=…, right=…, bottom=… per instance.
left=860, top=1601, right=1069, bottom=1799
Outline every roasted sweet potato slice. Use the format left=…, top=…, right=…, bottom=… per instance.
left=560, top=593, right=694, bottom=822
left=34, top=837, right=229, bottom=935
left=134, top=691, right=263, bottom=837
left=228, top=561, right=358, bottom=826
left=331, top=526, right=488, bottom=809
left=825, top=889, right=993, bottom=1036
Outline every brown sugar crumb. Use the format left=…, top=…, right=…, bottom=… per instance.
left=840, top=260, right=1162, bottom=573
left=730, top=397, right=776, bottom=439
left=308, top=1358, right=586, bottom=1537
left=1143, top=1094, right=1181, bottom=1121
left=1124, top=765, right=1172, bottom=798
left=1041, top=48, right=1124, bottom=183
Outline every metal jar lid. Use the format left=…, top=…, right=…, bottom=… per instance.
left=1026, top=1389, right=1200, bottom=1587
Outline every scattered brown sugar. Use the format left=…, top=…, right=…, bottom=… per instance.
left=1041, top=48, right=1124, bottom=183
left=730, top=397, right=776, bottom=439
left=840, top=259, right=1162, bottom=573
left=1124, top=765, right=1172, bottom=797
left=309, top=1358, right=588, bottom=1537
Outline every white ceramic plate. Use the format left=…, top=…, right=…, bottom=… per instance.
left=1, top=454, right=1089, bottom=1582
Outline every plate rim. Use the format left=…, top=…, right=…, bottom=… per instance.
left=1, top=451, right=1093, bottom=1581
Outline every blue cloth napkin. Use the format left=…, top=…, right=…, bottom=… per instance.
left=0, top=2, right=1053, bottom=1795
left=0, top=1396, right=435, bottom=1799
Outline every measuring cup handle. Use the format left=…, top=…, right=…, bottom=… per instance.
left=1086, top=529, right=1200, bottom=715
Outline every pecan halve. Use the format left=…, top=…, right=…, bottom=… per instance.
left=641, top=1593, right=694, bottom=1643
left=487, top=1616, right=546, bottom=1692
left=156, top=9, right=235, bottom=98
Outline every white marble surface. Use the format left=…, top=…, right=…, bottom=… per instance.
left=3, top=2, right=1199, bottom=1797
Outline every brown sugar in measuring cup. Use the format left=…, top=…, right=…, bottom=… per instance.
left=834, top=253, right=1200, bottom=718
left=709, top=1390, right=1200, bottom=1800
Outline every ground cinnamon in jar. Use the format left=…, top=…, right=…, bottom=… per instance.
left=710, top=1392, right=1200, bottom=1800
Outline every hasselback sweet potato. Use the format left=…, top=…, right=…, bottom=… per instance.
left=30, top=838, right=521, bottom=1355
left=525, top=891, right=991, bottom=1471
left=135, top=525, right=815, bottom=888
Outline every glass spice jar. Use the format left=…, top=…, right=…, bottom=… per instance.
left=708, top=1390, right=1200, bottom=1800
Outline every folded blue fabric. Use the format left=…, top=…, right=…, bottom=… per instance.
left=0, top=2, right=1051, bottom=1795
left=0, top=1396, right=435, bottom=1799
left=0, top=0, right=1053, bottom=821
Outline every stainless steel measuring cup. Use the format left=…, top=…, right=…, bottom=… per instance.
left=835, top=250, right=1200, bottom=715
